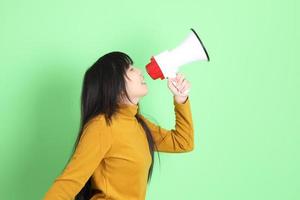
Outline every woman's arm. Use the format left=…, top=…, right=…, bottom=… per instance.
left=43, top=118, right=112, bottom=200
left=139, top=95, right=194, bottom=153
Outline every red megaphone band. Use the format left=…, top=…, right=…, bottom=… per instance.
left=145, top=57, right=165, bottom=80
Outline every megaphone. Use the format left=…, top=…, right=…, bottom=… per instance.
left=145, top=28, right=210, bottom=80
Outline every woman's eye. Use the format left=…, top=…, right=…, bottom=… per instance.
left=130, top=68, right=134, bottom=71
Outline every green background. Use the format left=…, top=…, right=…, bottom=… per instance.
left=0, top=0, right=299, bottom=199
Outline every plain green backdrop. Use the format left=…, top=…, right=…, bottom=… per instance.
left=0, top=0, right=299, bottom=199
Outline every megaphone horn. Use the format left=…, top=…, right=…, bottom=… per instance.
left=146, top=28, right=210, bottom=80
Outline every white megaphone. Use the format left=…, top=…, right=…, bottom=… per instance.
left=145, top=28, right=210, bottom=80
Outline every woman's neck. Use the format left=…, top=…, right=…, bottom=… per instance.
left=119, top=96, right=139, bottom=105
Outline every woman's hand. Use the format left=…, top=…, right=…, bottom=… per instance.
left=167, top=73, right=191, bottom=104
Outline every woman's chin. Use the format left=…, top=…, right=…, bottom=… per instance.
left=141, top=89, right=148, bottom=97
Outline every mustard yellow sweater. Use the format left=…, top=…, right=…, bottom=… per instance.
left=44, top=96, right=194, bottom=200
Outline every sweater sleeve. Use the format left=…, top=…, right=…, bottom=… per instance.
left=139, top=96, right=194, bottom=153
left=43, top=117, right=112, bottom=200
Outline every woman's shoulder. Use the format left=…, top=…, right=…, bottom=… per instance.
left=84, top=114, right=108, bottom=130
left=92, top=113, right=106, bottom=121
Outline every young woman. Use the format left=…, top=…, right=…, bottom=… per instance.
left=43, top=51, right=194, bottom=200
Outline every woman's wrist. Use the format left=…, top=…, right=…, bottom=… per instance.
left=174, top=95, right=188, bottom=104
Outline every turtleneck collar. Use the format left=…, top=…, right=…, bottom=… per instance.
left=116, top=103, right=138, bottom=119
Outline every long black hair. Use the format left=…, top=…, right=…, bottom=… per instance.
left=61, top=51, right=160, bottom=200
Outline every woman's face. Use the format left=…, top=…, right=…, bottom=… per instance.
left=123, top=65, right=148, bottom=104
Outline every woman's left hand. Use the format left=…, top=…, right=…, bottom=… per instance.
left=167, top=73, right=191, bottom=103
